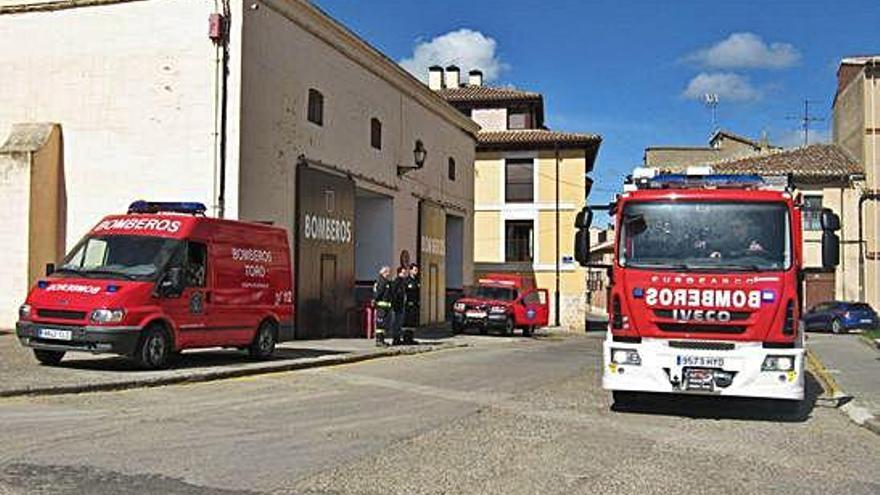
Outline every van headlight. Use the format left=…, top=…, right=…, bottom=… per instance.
left=611, top=348, right=641, bottom=366
left=490, top=306, right=507, bottom=314
left=762, top=355, right=795, bottom=372
left=89, top=308, right=125, bottom=324
left=453, top=302, right=466, bottom=312
left=18, top=304, right=32, bottom=320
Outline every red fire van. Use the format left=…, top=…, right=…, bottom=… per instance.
left=451, top=273, right=549, bottom=336
left=16, top=201, right=293, bottom=369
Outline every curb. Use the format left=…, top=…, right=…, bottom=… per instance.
left=806, top=348, right=880, bottom=436
left=0, top=341, right=468, bottom=399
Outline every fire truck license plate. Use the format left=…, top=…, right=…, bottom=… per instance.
left=677, top=355, right=724, bottom=368
left=38, top=328, right=72, bottom=341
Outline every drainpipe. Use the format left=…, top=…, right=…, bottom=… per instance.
left=858, top=190, right=880, bottom=301
left=210, top=1, right=231, bottom=218
left=554, top=142, right=561, bottom=327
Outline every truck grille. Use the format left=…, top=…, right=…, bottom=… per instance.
left=657, top=323, right=746, bottom=334
left=37, top=309, right=87, bottom=321
left=668, top=340, right=735, bottom=351
left=653, top=310, right=750, bottom=321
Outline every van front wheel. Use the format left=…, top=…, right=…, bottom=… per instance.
left=135, top=325, right=171, bottom=370
left=249, top=321, right=276, bottom=360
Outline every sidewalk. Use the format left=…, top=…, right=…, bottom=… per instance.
left=808, top=332, right=880, bottom=433
left=0, top=327, right=468, bottom=398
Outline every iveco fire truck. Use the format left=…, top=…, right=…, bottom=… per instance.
left=574, top=169, right=841, bottom=406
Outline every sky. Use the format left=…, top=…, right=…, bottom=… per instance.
left=313, top=0, right=880, bottom=208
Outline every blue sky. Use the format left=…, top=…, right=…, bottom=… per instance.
left=314, top=0, right=879, bottom=207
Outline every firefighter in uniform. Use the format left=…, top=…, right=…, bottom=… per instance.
left=403, top=263, right=420, bottom=344
left=390, top=265, right=409, bottom=345
left=372, top=266, right=392, bottom=347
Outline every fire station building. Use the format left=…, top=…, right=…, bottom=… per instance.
left=0, top=0, right=479, bottom=334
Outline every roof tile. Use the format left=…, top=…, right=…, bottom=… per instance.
left=707, top=144, right=862, bottom=179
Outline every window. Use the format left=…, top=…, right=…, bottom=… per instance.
left=507, top=110, right=531, bottom=130
left=803, top=195, right=823, bottom=231
left=307, top=88, right=323, bottom=126
left=448, top=157, right=456, bottom=181
left=505, top=158, right=533, bottom=203
left=370, top=118, right=382, bottom=149
left=186, top=242, right=207, bottom=287
left=505, top=220, right=534, bottom=262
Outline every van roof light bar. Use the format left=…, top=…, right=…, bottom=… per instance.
left=127, top=201, right=207, bottom=215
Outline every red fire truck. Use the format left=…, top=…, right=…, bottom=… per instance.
left=574, top=171, right=841, bottom=407
left=16, top=201, right=294, bottom=369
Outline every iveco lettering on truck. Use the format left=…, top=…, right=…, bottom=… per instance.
left=573, top=170, right=842, bottom=409
left=16, top=201, right=294, bottom=369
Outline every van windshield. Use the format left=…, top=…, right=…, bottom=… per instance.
left=473, top=286, right=517, bottom=301
left=58, top=235, right=182, bottom=281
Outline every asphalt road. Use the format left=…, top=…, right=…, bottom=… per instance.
left=0, top=333, right=878, bottom=495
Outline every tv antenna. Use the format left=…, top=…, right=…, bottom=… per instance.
left=703, top=93, right=719, bottom=134
left=787, top=99, right=824, bottom=146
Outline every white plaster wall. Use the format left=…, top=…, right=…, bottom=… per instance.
left=0, top=0, right=220, bottom=250
left=0, top=155, right=30, bottom=327
left=237, top=0, right=476, bottom=285
left=472, top=108, right=507, bottom=131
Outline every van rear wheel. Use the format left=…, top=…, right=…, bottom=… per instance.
left=33, top=349, right=65, bottom=366
left=249, top=321, right=276, bottom=360
left=134, top=325, right=171, bottom=370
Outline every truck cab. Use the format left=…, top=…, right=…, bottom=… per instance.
left=574, top=171, right=842, bottom=405
left=16, top=201, right=294, bottom=369
left=451, top=274, right=549, bottom=336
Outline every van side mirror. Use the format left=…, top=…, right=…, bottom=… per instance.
left=45, top=263, right=55, bottom=277
left=820, top=208, right=840, bottom=231
left=159, top=267, right=183, bottom=297
left=822, top=231, right=840, bottom=269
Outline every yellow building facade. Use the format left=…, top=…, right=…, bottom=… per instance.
left=434, top=70, right=601, bottom=329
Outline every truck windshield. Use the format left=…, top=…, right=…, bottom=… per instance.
left=58, top=235, right=182, bottom=280
left=473, top=286, right=518, bottom=301
left=619, top=201, right=791, bottom=271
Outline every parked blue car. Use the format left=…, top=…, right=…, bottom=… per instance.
left=803, top=301, right=879, bottom=333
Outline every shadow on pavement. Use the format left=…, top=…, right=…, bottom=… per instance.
left=610, top=371, right=822, bottom=423
left=0, top=329, right=12, bottom=336
left=54, top=347, right=349, bottom=373
left=586, top=318, right=608, bottom=333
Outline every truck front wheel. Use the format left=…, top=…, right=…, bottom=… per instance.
left=33, top=349, right=65, bottom=366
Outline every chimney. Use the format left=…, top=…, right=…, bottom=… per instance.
left=468, top=69, right=483, bottom=87
left=445, top=65, right=460, bottom=88
left=428, top=65, right=444, bottom=90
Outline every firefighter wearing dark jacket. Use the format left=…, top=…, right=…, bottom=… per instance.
left=389, top=266, right=409, bottom=345
left=403, top=264, right=420, bottom=343
left=372, top=266, right=392, bottom=347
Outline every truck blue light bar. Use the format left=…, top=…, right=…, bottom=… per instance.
left=127, top=201, right=207, bottom=215
left=647, top=174, right=766, bottom=189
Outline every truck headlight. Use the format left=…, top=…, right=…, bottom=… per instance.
left=89, top=308, right=125, bottom=324
left=611, top=348, right=641, bottom=366
left=19, top=304, right=32, bottom=320
left=453, top=302, right=466, bottom=312
left=762, top=355, right=795, bottom=372
left=490, top=306, right=507, bottom=314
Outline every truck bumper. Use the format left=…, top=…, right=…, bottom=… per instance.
left=602, top=336, right=804, bottom=401
left=16, top=321, right=142, bottom=356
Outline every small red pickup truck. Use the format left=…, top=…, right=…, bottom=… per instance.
left=452, top=274, right=549, bottom=336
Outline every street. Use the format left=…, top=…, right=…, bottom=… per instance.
left=0, top=333, right=878, bottom=495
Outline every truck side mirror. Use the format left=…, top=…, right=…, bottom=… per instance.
left=822, top=231, right=840, bottom=269
left=45, top=263, right=55, bottom=277
left=575, top=207, right=593, bottom=229
left=159, top=267, right=184, bottom=297
left=575, top=229, right=590, bottom=267
left=820, top=208, right=840, bottom=231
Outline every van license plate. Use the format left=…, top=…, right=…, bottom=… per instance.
left=677, top=355, right=724, bottom=368
left=38, top=328, right=72, bottom=341
left=466, top=311, right=487, bottom=319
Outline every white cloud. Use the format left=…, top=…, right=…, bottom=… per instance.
left=682, top=72, right=761, bottom=102
left=685, top=32, right=801, bottom=70
left=775, top=128, right=830, bottom=148
left=399, top=29, right=508, bottom=82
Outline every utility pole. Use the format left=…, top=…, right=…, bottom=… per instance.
left=703, top=93, right=719, bottom=135
left=787, top=99, right=824, bottom=146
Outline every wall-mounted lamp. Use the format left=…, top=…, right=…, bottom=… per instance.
left=398, top=139, right=427, bottom=176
